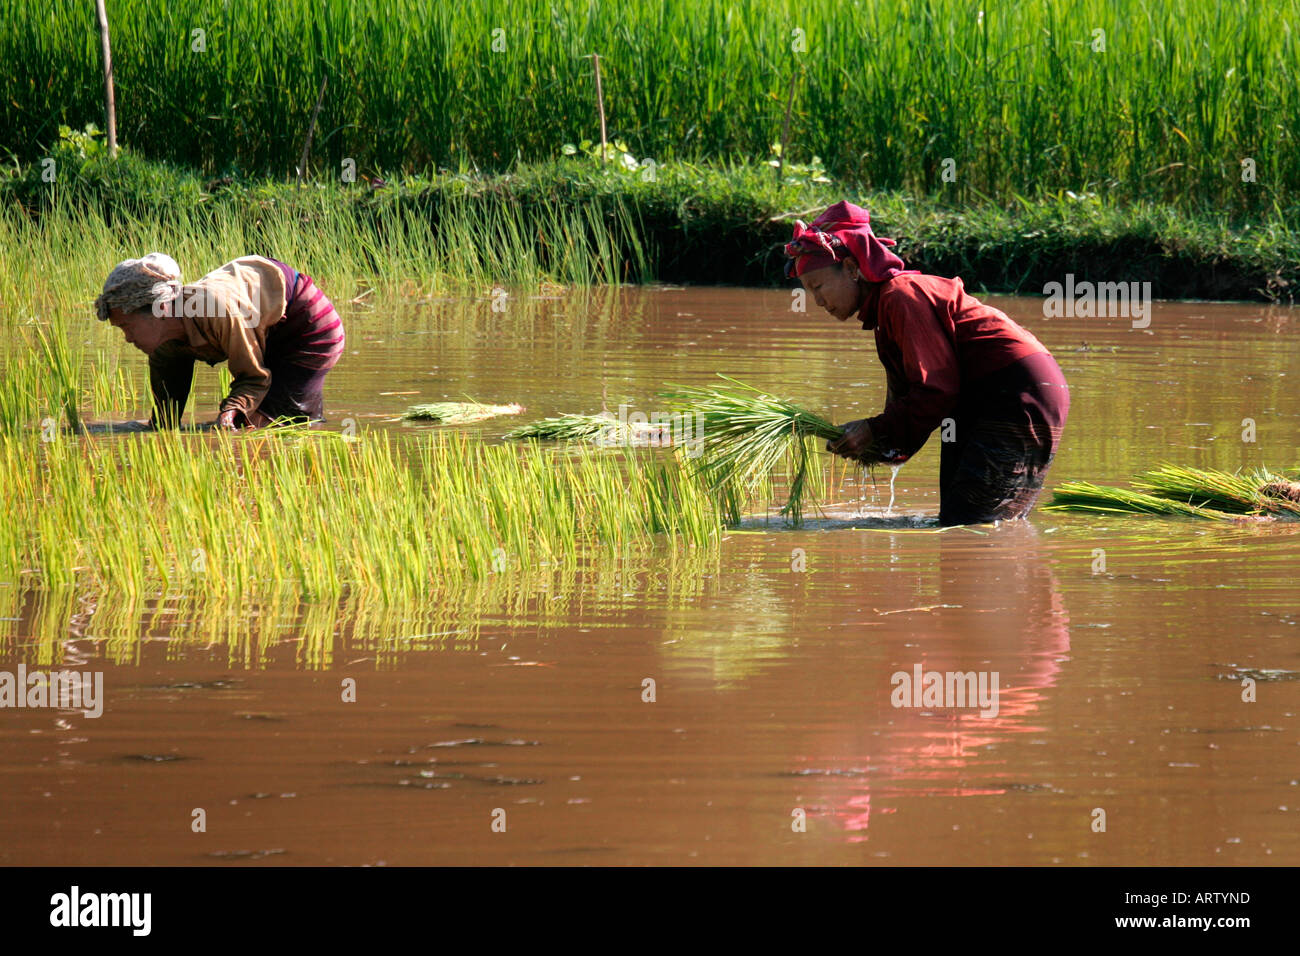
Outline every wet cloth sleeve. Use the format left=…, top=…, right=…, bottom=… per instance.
left=147, top=342, right=195, bottom=429
left=864, top=284, right=962, bottom=459
left=197, top=312, right=273, bottom=415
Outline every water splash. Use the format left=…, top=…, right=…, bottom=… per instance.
left=886, top=464, right=902, bottom=515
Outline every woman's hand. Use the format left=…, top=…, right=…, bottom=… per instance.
left=214, top=409, right=239, bottom=430
left=827, top=419, right=877, bottom=461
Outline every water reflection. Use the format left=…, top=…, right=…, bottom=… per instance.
left=0, top=543, right=722, bottom=671
left=795, top=521, right=1072, bottom=841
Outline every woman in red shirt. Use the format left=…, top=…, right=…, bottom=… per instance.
left=785, top=201, right=1069, bottom=525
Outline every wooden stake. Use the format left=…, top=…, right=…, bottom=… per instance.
left=95, top=0, right=117, bottom=158
left=777, top=67, right=799, bottom=183
left=296, top=76, right=328, bottom=187
left=589, top=54, right=607, bottom=165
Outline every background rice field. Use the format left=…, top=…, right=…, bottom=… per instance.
left=4, top=0, right=1298, bottom=210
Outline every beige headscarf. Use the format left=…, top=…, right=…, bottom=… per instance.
left=93, top=253, right=183, bottom=321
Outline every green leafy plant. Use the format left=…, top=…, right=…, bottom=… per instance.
left=767, top=142, right=832, bottom=187
left=561, top=139, right=654, bottom=175
left=55, top=123, right=110, bottom=161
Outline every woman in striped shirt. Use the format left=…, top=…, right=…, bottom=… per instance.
left=92, top=253, right=346, bottom=430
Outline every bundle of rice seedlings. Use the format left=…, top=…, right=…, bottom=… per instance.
left=1045, top=466, right=1300, bottom=520
left=403, top=401, right=524, bottom=425
left=1133, top=465, right=1270, bottom=513
left=1044, top=481, right=1231, bottom=519
left=503, top=412, right=669, bottom=445
left=660, top=374, right=851, bottom=524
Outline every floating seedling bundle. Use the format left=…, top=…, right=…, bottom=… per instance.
left=1045, top=465, right=1300, bottom=520
left=503, top=412, right=670, bottom=445
left=403, top=401, right=524, bottom=425
left=661, top=375, right=854, bottom=524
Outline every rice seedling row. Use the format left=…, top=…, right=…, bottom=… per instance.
left=0, top=419, right=834, bottom=604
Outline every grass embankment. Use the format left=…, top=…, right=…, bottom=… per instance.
left=5, top=143, right=1298, bottom=302
left=7, top=0, right=1297, bottom=215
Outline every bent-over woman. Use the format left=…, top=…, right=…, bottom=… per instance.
left=93, top=253, right=345, bottom=429
left=785, top=201, right=1070, bottom=525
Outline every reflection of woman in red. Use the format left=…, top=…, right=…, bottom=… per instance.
left=825, top=523, right=1072, bottom=841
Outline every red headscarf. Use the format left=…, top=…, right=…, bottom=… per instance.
left=783, top=201, right=917, bottom=281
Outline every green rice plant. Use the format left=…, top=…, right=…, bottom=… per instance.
left=6, top=0, right=1298, bottom=211
left=403, top=401, right=524, bottom=424
left=0, top=424, right=749, bottom=603
left=0, top=343, right=44, bottom=434
left=1044, top=481, right=1231, bottom=520
left=661, top=375, right=847, bottom=524
left=215, top=364, right=232, bottom=405
left=33, top=323, right=82, bottom=434
left=85, top=350, right=149, bottom=421
left=1132, top=465, right=1300, bottom=516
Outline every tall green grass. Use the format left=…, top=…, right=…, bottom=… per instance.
left=0, top=182, right=650, bottom=302
left=5, top=0, right=1297, bottom=210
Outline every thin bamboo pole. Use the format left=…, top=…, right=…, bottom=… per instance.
left=588, top=54, right=607, bottom=164
left=94, top=0, right=117, bottom=158
left=777, top=67, right=799, bottom=183
left=296, top=76, right=328, bottom=186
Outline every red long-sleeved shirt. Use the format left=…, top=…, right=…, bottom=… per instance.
left=859, top=274, right=1048, bottom=459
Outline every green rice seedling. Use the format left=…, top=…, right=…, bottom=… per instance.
left=85, top=351, right=149, bottom=421
left=215, top=365, right=232, bottom=404
left=403, top=401, right=525, bottom=424
left=0, top=421, right=749, bottom=603
left=1133, top=465, right=1300, bottom=517
left=33, top=324, right=82, bottom=434
left=661, top=375, right=848, bottom=524
left=0, top=344, right=44, bottom=434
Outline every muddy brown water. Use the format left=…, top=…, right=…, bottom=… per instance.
left=2, top=288, right=1298, bottom=865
